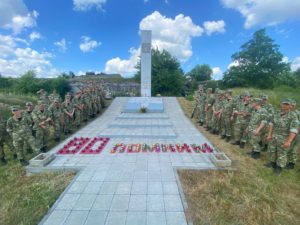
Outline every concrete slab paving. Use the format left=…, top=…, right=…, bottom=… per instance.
left=37, top=97, right=219, bottom=225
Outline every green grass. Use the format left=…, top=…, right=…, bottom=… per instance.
left=178, top=97, right=300, bottom=225
left=0, top=160, right=75, bottom=225
left=231, top=85, right=300, bottom=110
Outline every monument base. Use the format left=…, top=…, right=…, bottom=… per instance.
left=124, top=97, right=164, bottom=113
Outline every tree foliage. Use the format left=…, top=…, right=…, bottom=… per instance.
left=134, top=49, right=185, bottom=96
left=15, top=71, right=71, bottom=97
left=223, top=29, right=291, bottom=89
left=187, top=64, right=212, bottom=82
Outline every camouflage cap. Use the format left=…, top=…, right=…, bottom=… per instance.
left=252, top=98, right=262, bottom=103
left=218, top=90, right=225, bottom=95
left=242, top=90, right=251, bottom=97
left=36, top=89, right=44, bottom=94
left=37, top=100, right=46, bottom=105
left=11, top=105, right=20, bottom=111
left=54, top=98, right=60, bottom=103
left=260, top=94, right=268, bottom=100
left=225, top=89, right=232, bottom=94
left=281, top=99, right=292, bottom=105
left=207, top=88, right=212, bottom=92
left=26, top=102, right=33, bottom=106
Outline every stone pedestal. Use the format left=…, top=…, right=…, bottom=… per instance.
left=124, top=97, right=164, bottom=113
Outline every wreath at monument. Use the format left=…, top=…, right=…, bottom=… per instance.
left=140, top=106, right=147, bottom=113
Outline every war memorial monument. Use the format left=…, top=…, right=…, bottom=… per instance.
left=28, top=30, right=230, bottom=225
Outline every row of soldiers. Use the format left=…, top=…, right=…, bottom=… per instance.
left=0, top=86, right=106, bottom=166
left=192, top=85, right=299, bottom=174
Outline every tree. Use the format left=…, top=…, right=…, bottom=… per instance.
left=134, top=49, right=185, bottom=96
left=223, top=29, right=290, bottom=89
left=187, top=64, right=212, bottom=82
left=16, top=71, right=39, bottom=93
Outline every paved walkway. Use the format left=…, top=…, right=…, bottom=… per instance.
left=38, top=97, right=216, bottom=225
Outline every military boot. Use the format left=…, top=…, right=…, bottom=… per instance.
left=1, top=157, right=8, bottom=166
left=273, top=165, right=282, bottom=175
left=221, top=134, right=226, bottom=139
left=239, top=142, right=245, bottom=149
left=20, top=159, right=29, bottom=166
left=265, top=162, right=276, bottom=169
left=251, top=151, right=260, bottom=159
left=225, top=136, right=231, bottom=142
left=286, top=163, right=295, bottom=170
left=231, top=141, right=240, bottom=145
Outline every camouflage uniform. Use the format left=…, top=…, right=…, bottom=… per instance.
left=62, top=96, right=74, bottom=134
left=287, top=105, right=300, bottom=165
left=6, top=107, right=39, bottom=160
left=72, top=92, right=83, bottom=128
left=232, top=96, right=252, bottom=146
left=260, top=95, right=274, bottom=150
left=32, top=102, right=51, bottom=151
left=48, top=99, right=63, bottom=141
left=211, top=92, right=225, bottom=134
left=204, top=89, right=214, bottom=129
left=0, top=115, right=16, bottom=162
left=198, top=90, right=206, bottom=124
left=221, top=92, right=234, bottom=140
left=22, top=103, right=35, bottom=152
left=192, top=90, right=200, bottom=120
left=268, top=106, right=298, bottom=169
left=248, top=99, right=269, bottom=153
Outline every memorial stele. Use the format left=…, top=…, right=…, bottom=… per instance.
left=141, top=30, right=152, bottom=97
left=124, top=30, right=164, bottom=113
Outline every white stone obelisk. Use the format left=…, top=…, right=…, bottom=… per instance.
left=141, top=30, right=151, bottom=97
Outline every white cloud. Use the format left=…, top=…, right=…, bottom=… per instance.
left=104, top=11, right=225, bottom=77
left=212, top=67, right=223, bottom=80
left=79, top=36, right=101, bottom=52
left=140, top=11, right=203, bottom=61
left=227, top=60, right=240, bottom=69
left=221, top=0, right=300, bottom=28
left=291, top=57, right=300, bottom=71
left=104, top=47, right=140, bottom=77
left=203, top=20, right=226, bottom=35
left=0, top=0, right=27, bottom=27
left=5, top=10, right=38, bottom=34
left=0, top=34, right=59, bottom=78
left=54, top=38, right=67, bottom=52
left=29, top=31, right=41, bottom=42
left=73, top=0, right=106, bottom=11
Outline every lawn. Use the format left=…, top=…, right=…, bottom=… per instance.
left=177, top=96, right=300, bottom=225
left=0, top=93, right=111, bottom=225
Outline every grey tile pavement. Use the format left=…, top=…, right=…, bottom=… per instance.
left=38, top=97, right=220, bottom=225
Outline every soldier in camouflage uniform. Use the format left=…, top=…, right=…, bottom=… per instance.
left=22, top=102, right=35, bottom=153
left=62, top=94, right=74, bottom=134
left=32, top=101, right=51, bottom=152
left=48, top=98, right=63, bottom=142
left=286, top=100, right=300, bottom=169
left=204, top=88, right=214, bottom=130
left=247, top=98, right=269, bottom=159
left=211, top=91, right=225, bottom=135
left=231, top=91, right=252, bottom=148
left=220, top=90, right=234, bottom=141
left=197, top=86, right=206, bottom=126
left=266, top=99, right=298, bottom=174
left=72, top=91, right=83, bottom=128
left=260, top=94, right=274, bottom=151
left=0, top=110, right=17, bottom=165
left=6, top=106, right=39, bottom=166
left=192, top=86, right=201, bottom=120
